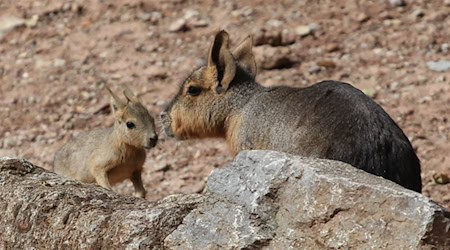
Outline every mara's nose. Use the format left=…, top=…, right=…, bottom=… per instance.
left=148, top=134, right=158, bottom=148
left=160, top=111, right=167, bottom=120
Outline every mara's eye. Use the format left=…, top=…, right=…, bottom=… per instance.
left=187, top=86, right=202, bottom=96
left=126, top=122, right=136, bottom=129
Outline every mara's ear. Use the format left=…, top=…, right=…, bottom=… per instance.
left=122, top=85, right=140, bottom=104
left=207, top=30, right=236, bottom=94
left=106, top=86, right=125, bottom=113
left=232, top=35, right=256, bottom=79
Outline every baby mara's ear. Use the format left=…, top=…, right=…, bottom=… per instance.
left=232, top=35, right=256, bottom=79
left=122, top=85, right=140, bottom=104
left=106, top=86, right=126, bottom=113
left=207, top=30, right=236, bottom=94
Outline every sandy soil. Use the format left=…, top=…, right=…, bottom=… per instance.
left=0, top=0, right=449, bottom=209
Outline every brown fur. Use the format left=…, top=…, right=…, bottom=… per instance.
left=161, top=30, right=422, bottom=193
left=54, top=86, right=157, bottom=198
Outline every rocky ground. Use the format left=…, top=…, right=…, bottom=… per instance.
left=0, top=0, right=449, bottom=208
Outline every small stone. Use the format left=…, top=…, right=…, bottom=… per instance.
left=440, top=43, right=449, bottom=53
left=0, top=16, right=25, bottom=35
left=388, top=0, right=406, bottom=7
left=266, top=19, right=283, bottom=28
left=137, top=12, right=152, bottom=21
left=168, top=18, right=188, bottom=32
left=281, top=29, right=296, bottom=45
left=356, top=13, right=370, bottom=23
left=3, top=137, right=16, bottom=148
left=120, top=13, right=132, bottom=22
left=184, top=9, right=200, bottom=20
left=295, top=25, right=312, bottom=37
left=253, top=29, right=282, bottom=46
left=411, top=9, right=425, bottom=19
left=296, top=23, right=320, bottom=37
left=149, top=12, right=162, bottom=25
left=190, top=19, right=209, bottom=28
left=53, top=58, right=66, bottom=68
left=317, top=60, right=337, bottom=69
left=426, top=60, right=450, bottom=72
left=308, top=64, right=321, bottom=74
left=325, top=43, right=340, bottom=52
left=35, top=59, right=51, bottom=68
left=390, top=81, right=400, bottom=90
left=362, top=88, right=378, bottom=98
left=25, top=15, right=39, bottom=28
left=154, top=163, right=171, bottom=172
left=146, top=65, right=167, bottom=79
left=308, top=23, right=321, bottom=32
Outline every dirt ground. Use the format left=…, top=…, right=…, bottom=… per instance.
left=0, top=0, right=449, bottom=209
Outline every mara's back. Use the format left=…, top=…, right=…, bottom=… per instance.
left=242, top=80, right=422, bottom=192
left=54, top=128, right=111, bottom=181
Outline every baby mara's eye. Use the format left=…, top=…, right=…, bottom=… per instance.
left=126, top=121, right=136, bottom=129
left=187, top=86, right=202, bottom=96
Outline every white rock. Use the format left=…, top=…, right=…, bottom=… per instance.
left=169, top=18, right=187, bottom=32
left=426, top=60, right=450, bottom=72
left=53, top=58, right=66, bottom=68
left=295, top=25, right=312, bottom=37
left=388, top=0, right=406, bottom=7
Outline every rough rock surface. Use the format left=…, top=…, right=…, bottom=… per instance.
left=1, top=151, right=449, bottom=249
left=166, top=151, right=450, bottom=249
left=0, top=157, right=204, bottom=249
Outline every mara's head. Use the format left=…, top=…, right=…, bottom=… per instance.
left=107, top=86, right=158, bottom=149
left=161, top=30, right=257, bottom=140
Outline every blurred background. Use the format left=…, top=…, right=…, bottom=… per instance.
left=0, top=0, right=449, bottom=209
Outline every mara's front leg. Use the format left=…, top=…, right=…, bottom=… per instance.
left=130, top=170, right=146, bottom=198
left=88, top=158, right=113, bottom=190
left=92, top=168, right=112, bottom=190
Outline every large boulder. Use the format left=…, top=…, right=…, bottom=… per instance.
left=0, top=151, right=449, bottom=249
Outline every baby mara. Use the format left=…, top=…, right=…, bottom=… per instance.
left=54, top=87, right=157, bottom=198
left=161, top=30, right=422, bottom=192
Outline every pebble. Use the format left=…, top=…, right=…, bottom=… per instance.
left=308, top=64, right=321, bottom=74
left=184, top=9, right=200, bottom=20
left=295, top=23, right=320, bottom=37
left=53, top=58, right=66, bottom=68
left=25, top=15, right=39, bottom=28
left=362, top=88, right=378, bottom=98
left=3, top=137, right=17, bottom=148
left=168, top=18, right=188, bottom=32
left=281, top=29, right=296, bottom=45
left=390, top=81, right=400, bottom=90
left=254, top=29, right=282, bottom=46
left=0, top=16, right=25, bottom=36
left=411, top=9, right=425, bottom=19
left=35, top=59, right=51, bottom=68
left=440, top=43, right=449, bottom=53
left=426, top=60, right=450, bottom=72
left=295, top=25, right=312, bottom=37
left=325, top=43, right=340, bottom=52
left=190, top=19, right=209, bottom=28
left=267, top=19, right=283, bottom=28
left=355, top=13, right=370, bottom=23
left=388, top=0, right=406, bottom=7
left=137, top=12, right=152, bottom=21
